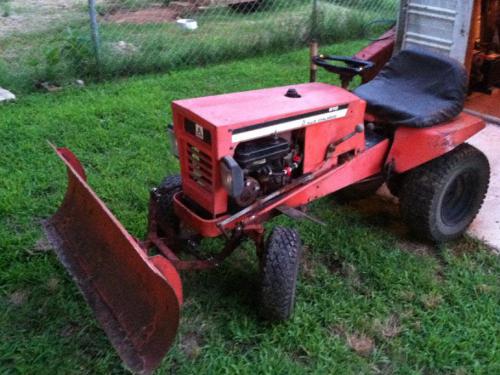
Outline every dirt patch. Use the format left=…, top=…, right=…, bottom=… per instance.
left=329, top=325, right=375, bottom=357
left=180, top=331, right=203, bottom=360
left=398, top=289, right=416, bottom=302
left=59, top=321, right=81, bottom=338
left=46, top=277, right=60, bottom=292
left=346, top=332, right=375, bottom=357
left=346, top=191, right=444, bottom=258
left=26, top=237, right=53, bottom=256
left=346, top=193, right=407, bottom=238
left=104, top=6, right=178, bottom=24
left=420, top=292, right=443, bottom=309
left=300, top=246, right=316, bottom=280
left=34, top=237, right=53, bottom=251
left=396, top=239, right=434, bottom=257
left=475, top=283, right=495, bottom=294
left=300, top=247, right=345, bottom=280
left=9, top=290, right=29, bottom=306
left=449, top=238, right=485, bottom=257
left=326, top=257, right=343, bottom=274
left=292, top=346, right=312, bottom=366
left=341, top=262, right=363, bottom=291
left=373, top=313, right=402, bottom=339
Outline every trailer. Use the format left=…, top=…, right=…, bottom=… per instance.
left=397, top=0, right=500, bottom=122
left=336, top=0, right=499, bottom=123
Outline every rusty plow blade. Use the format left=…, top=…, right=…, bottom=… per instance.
left=43, top=145, right=182, bottom=374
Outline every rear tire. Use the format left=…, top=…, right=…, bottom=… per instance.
left=260, top=227, right=301, bottom=321
left=387, top=173, right=405, bottom=197
left=399, top=144, right=489, bottom=242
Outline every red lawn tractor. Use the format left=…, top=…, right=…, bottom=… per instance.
left=45, top=48, right=490, bottom=374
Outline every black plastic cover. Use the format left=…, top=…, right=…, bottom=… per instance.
left=354, top=48, right=467, bottom=128
left=221, top=156, right=244, bottom=197
left=234, top=136, right=289, bottom=169
left=312, top=55, right=375, bottom=76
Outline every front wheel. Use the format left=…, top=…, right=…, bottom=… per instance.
left=156, top=174, right=182, bottom=231
left=259, top=227, right=301, bottom=321
left=399, top=144, right=490, bottom=242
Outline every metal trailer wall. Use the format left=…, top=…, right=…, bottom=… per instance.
left=396, top=0, right=475, bottom=63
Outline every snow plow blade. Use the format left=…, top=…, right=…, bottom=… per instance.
left=43, top=145, right=182, bottom=375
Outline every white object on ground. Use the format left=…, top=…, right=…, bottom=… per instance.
left=0, top=87, right=16, bottom=102
left=112, top=41, right=138, bottom=55
left=176, top=18, right=198, bottom=31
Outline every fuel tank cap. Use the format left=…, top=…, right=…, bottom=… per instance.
left=285, top=88, right=301, bottom=98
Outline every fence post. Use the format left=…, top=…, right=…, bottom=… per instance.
left=311, top=0, right=319, bottom=41
left=309, top=40, right=318, bottom=82
left=88, top=0, right=101, bottom=71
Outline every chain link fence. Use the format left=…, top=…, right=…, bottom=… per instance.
left=0, top=0, right=398, bottom=93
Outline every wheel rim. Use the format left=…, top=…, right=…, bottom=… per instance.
left=440, top=169, right=478, bottom=226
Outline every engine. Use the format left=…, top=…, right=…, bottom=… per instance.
left=172, top=82, right=366, bottom=217
left=222, top=135, right=302, bottom=208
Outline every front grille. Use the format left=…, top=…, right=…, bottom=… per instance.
left=187, top=143, right=213, bottom=191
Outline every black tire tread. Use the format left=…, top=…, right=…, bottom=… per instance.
left=399, top=144, right=489, bottom=242
left=260, top=227, right=301, bottom=321
left=387, top=173, right=405, bottom=197
left=157, top=174, right=182, bottom=227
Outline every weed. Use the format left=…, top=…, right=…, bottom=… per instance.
left=60, top=27, right=98, bottom=76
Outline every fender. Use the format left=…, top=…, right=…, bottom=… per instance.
left=386, top=112, right=485, bottom=173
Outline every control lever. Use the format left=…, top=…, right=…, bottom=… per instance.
left=325, top=124, right=364, bottom=159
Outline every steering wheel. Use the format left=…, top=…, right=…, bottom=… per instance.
left=312, top=55, right=375, bottom=77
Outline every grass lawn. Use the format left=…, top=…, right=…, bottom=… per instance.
left=1, top=40, right=499, bottom=374
left=0, top=0, right=397, bottom=93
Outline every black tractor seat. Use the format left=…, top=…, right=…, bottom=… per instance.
left=354, top=48, right=468, bottom=128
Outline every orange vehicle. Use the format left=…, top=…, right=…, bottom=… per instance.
left=46, top=44, right=491, bottom=373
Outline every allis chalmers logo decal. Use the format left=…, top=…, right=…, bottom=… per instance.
left=231, top=104, right=349, bottom=143
left=184, top=119, right=212, bottom=145
left=195, top=123, right=204, bottom=139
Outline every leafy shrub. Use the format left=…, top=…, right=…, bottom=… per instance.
left=60, top=28, right=98, bottom=76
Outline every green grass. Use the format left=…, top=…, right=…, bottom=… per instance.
left=0, top=0, right=397, bottom=94
left=1, top=42, right=499, bottom=374
left=1, top=0, right=11, bottom=18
